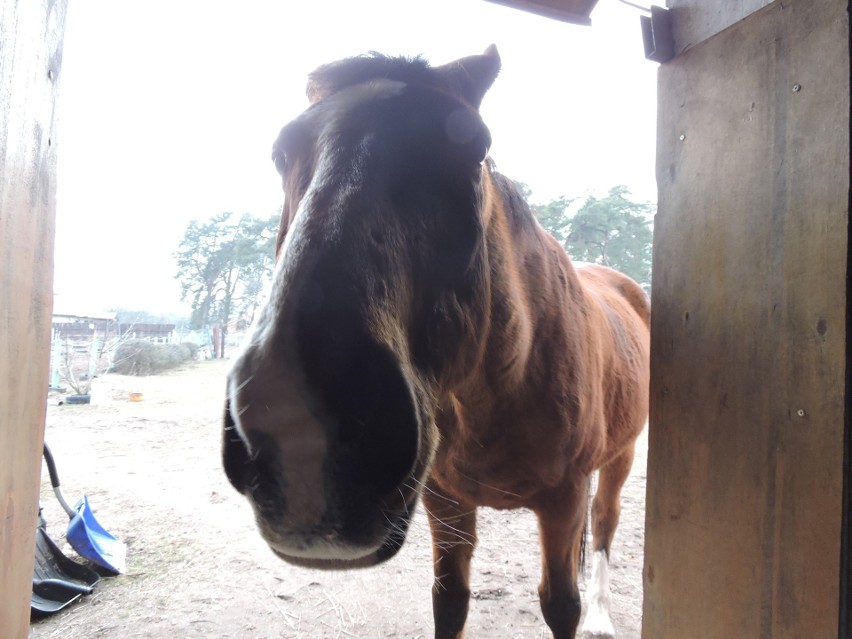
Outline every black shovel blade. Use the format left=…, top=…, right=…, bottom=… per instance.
left=31, top=580, right=84, bottom=619
left=31, top=526, right=100, bottom=618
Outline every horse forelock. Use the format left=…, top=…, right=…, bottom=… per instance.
left=307, top=53, right=433, bottom=104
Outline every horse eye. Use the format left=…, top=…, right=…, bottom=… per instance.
left=445, top=109, right=491, bottom=168
left=272, top=149, right=288, bottom=175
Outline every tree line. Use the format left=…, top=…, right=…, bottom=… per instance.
left=527, top=184, right=653, bottom=292
left=174, top=186, right=653, bottom=353
left=174, top=211, right=279, bottom=351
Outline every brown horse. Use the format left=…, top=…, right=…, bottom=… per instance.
left=223, top=46, right=650, bottom=639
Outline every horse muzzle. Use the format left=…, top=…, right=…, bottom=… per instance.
left=222, top=335, right=425, bottom=567
left=223, top=401, right=418, bottom=567
left=264, top=502, right=414, bottom=569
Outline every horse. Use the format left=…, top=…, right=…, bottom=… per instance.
left=222, top=46, right=650, bottom=639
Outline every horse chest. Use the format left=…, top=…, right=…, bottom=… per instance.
left=430, top=407, right=588, bottom=509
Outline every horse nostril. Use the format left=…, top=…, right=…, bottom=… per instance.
left=222, top=401, right=286, bottom=505
left=222, top=400, right=254, bottom=493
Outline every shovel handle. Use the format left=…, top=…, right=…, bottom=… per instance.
left=42, top=443, right=76, bottom=519
left=42, top=443, right=62, bottom=489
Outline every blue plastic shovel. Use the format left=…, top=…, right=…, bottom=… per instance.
left=43, top=444, right=127, bottom=574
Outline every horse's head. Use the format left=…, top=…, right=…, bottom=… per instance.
left=223, top=47, right=500, bottom=568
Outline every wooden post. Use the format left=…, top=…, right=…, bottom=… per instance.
left=644, top=0, right=848, bottom=636
left=0, top=1, right=67, bottom=636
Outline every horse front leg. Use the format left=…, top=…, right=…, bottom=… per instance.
left=423, top=484, right=477, bottom=639
left=536, top=487, right=588, bottom=639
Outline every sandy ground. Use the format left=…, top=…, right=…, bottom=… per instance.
left=30, top=359, right=646, bottom=638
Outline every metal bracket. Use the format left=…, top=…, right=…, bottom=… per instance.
left=641, top=5, right=675, bottom=63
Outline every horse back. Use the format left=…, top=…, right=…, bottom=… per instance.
left=575, top=263, right=650, bottom=330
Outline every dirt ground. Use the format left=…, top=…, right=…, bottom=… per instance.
left=30, top=359, right=647, bottom=639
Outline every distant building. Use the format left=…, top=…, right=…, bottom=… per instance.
left=52, top=309, right=119, bottom=341
left=118, top=323, right=176, bottom=343
left=52, top=307, right=176, bottom=344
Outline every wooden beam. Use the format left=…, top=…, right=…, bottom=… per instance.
left=645, top=0, right=848, bottom=636
left=0, top=1, right=67, bottom=636
left=484, top=0, right=598, bottom=25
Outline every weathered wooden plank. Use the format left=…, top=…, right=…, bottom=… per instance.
left=0, top=1, right=67, bottom=636
left=645, top=0, right=848, bottom=636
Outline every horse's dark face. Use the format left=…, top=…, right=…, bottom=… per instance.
left=223, top=50, right=500, bottom=568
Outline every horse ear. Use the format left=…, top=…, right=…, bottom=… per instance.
left=305, top=58, right=345, bottom=104
left=437, top=45, right=501, bottom=109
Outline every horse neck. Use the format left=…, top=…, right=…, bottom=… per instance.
left=464, top=167, right=587, bottom=396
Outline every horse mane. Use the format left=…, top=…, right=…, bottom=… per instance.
left=487, top=163, right=539, bottom=233
left=307, top=53, right=437, bottom=103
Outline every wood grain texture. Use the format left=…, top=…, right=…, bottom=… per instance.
left=0, top=1, right=67, bottom=636
left=645, top=0, right=848, bottom=637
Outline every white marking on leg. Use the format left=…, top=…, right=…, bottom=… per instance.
left=581, top=549, right=616, bottom=638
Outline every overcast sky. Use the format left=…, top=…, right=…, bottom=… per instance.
left=53, top=0, right=658, bottom=315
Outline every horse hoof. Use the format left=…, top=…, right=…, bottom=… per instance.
left=580, top=615, right=616, bottom=639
